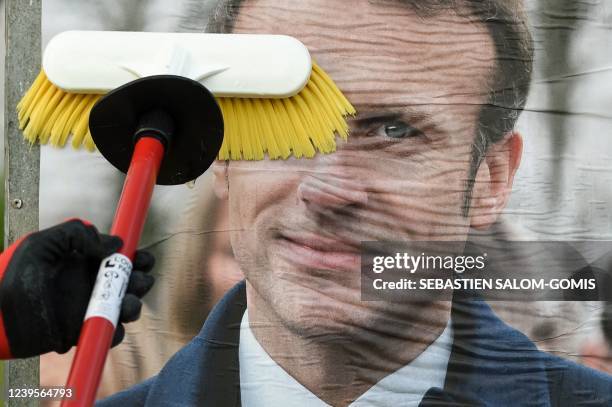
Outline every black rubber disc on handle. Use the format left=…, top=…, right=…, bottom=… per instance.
left=89, top=75, right=224, bottom=185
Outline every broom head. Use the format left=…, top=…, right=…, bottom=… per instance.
left=17, top=31, right=355, bottom=160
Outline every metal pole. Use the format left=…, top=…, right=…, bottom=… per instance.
left=4, top=0, right=42, bottom=406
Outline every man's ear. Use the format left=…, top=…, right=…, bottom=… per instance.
left=212, top=160, right=229, bottom=200
left=470, top=131, right=523, bottom=230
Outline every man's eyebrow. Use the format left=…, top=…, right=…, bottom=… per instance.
left=352, top=112, right=403, bottom=127
left=352, top=109, right=435, bottom=128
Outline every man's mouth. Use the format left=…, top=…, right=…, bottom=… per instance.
left=275, top=230, right=361, bottom=272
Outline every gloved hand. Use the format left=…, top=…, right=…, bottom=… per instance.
left=0, top=219, right=155, bottom=358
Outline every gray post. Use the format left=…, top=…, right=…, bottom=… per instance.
left=4, top=0, right=42, bottom=405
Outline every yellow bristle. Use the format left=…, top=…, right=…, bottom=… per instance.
left=16, top=62, right=355, bottom=160
left=306, top=79, right=348, bottom=140
left=83, top=130, right=96, bottom=152
left=262, top=99, right=291, bottom=159
left=253, top=99, right=281, bottom=159
left=50, top=93, right=81, bottom=146
left=302, top=86, right=334, bottom=136
left=312, top=63, right=356, bottom=115
left=71, top=96, right=100, bottom=149
left=272, top=98, right=313, bottom=158
left=295, top=93, right=332, bottom=153
left=60, top=94, right=91, bottom=146
left=17, top=70, right=46, bottom=123
left=216, top=99, right=231, bottom=159
left=283, top=97, right=316, bottom=158
left=310, top=71, right=350, bottom=132
left=42, top=92, right=73, bottom=137
left=244, top=99, right=264, bottom=160
left=24, top=85, right=62, bottom=144
left=284, top=97, right=315, bottom=158
left=224, top=98, right=242, bottom=161
left=232, top=98, right=249, bottom=160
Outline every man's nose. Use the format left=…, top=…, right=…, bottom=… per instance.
left=297, top=174, right=368, bottom=210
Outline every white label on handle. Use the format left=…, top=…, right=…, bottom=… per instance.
left=84, top=253, right=133, bottom=327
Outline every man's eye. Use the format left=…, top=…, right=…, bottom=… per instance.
left=379, top=121, right=424, bottom=139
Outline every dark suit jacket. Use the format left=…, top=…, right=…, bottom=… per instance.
left=98, top=281, right=612, bottom=406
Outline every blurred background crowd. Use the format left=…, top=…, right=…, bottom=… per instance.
left=1, top=0, right=612, bottom=402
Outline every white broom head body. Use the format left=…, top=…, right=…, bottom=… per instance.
left=43, top=31, right=312, bottom=98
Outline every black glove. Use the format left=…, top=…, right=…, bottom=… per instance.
left=0, top=219, right=155, bottom=358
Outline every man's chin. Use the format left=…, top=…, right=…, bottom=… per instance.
left=266, top=275, right=365, bottom=340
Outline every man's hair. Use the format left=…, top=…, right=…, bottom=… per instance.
left=197, top=0, right=534, bottom=213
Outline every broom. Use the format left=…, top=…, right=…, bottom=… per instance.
left=17, top=30, right=356, bottom=161
left=15, top=30, right=355, bottom=407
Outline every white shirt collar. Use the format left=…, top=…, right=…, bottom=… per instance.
left=239, top=309, right=453, bottom=407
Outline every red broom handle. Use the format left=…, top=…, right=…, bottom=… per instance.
left=62, top=136, right=165, bottom=407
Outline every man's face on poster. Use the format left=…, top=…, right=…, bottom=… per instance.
left=215, top=0, right=522, bottom=336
